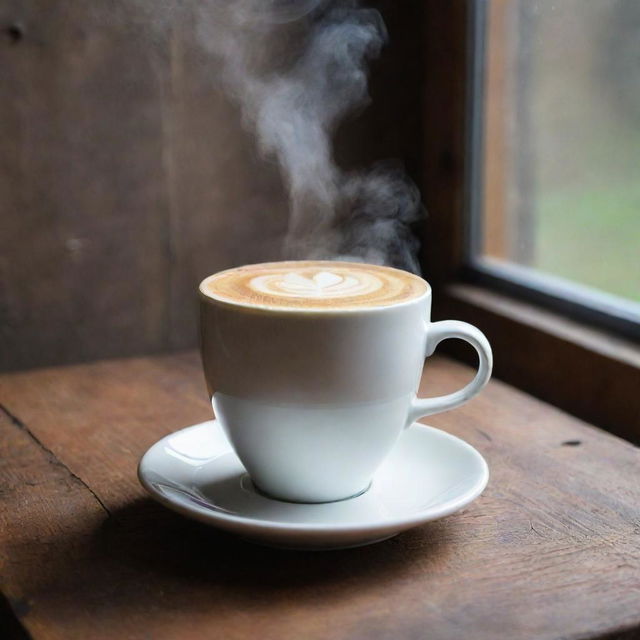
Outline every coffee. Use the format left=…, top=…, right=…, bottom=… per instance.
left=199, top=260, right=492, bottom=502
left=200, top=261, right=428, bottom=311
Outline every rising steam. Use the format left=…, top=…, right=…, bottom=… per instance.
left=197, top=0, right=422, bottom=272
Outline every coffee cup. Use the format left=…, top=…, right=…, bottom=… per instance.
left=199, top=260, right=492, bottom=503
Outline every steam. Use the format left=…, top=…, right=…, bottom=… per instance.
left=197, top=0, right=422, bottom=272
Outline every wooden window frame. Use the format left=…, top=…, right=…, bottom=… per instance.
left=420, top=1, right=640, bottom=443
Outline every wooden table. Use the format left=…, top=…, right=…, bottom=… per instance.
left=1, top=352, right=639, bottom=640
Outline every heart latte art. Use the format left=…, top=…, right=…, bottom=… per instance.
left=251, top=271, right=376, bottom=299
left=200, top=261, right=428, bottom=310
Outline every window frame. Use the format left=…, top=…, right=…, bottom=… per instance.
left=420, top=0, right=640, bottom=443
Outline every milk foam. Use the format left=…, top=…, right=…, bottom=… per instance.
left=200, top=261, right=428, bottom=311
left=250, top=270, right=382, bottom=299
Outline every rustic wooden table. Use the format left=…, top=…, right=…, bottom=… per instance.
left=1, top=353, right=639, bottom=640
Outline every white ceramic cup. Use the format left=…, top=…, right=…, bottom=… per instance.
left=199, top=262, right=492, bottom=503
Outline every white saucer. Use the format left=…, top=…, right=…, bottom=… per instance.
left=138, top=420, right=489, bottom=550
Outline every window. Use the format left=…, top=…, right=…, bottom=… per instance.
left=421, top=1, right=640, bottom=442
left=471, top=0, right=640, bottom=340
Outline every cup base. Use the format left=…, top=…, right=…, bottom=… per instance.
left=246, top=475, right=373, bottom=505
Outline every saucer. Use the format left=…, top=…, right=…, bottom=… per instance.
left=138, top=420, right=489, bottom=550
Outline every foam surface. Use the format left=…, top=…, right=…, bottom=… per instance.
left=200, top=261, right=428, bottom=310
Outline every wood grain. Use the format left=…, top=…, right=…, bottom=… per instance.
left=1, top=352, right=639, bottom=640
left=438, top=283, right=640, bottom=444
left=482, top=0, right=512, bottom=259
left=420, top=0, right=469, bottom=287
left=0, top=0, right=291, bottom=371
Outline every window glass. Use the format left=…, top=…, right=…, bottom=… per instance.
left=480, top=0, right=640, bottom=305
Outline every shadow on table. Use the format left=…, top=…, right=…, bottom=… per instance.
left=18, top=497, right=459, bottom=624
left=103, top=496, right=455, bottom=586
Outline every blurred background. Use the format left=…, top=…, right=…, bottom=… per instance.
left=1, top=0, right=639, bottom=380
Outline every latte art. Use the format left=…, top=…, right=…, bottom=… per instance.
left=200, top=261, right=428, bottom=310
left=251, top=271, right=382, bottom=299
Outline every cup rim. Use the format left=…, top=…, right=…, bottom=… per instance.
left=198, top=260, right=431, bottom=315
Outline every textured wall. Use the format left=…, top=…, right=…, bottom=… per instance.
left=0, top=0, right=423, bottom=371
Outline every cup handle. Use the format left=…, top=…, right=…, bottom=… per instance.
left=406, top=320, right=493, bottom=426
